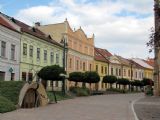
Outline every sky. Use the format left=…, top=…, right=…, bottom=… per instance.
left=0, top=0, right=154, bottom=59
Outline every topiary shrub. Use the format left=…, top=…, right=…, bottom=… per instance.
left=69, top=72, right=84, bottom=86
left=0, top=81, right=25, bottom=105
left=103, top=75, right=117, bottom=88
left=0, top=96, right=16, bottom=113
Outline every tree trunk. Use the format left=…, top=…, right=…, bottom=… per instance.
left=52, top=85, right=57, bottom=103
left=82, top=82, right=86, bottom=88
left=75, top=82, right=78, bottom=87
left=110, top=84, right=112, bottom=89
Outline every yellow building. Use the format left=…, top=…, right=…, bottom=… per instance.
left=132, top=58, right=153, bottom=80
left=94, top=47, right=109, bottom=90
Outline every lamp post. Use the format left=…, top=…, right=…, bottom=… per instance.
left=60, top=35, right=68, bottom=95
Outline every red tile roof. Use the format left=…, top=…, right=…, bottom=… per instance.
left=145, top=58, right=154, bottom=67
left=94, top=47, right=112, bottom=62
left=94, top=48, right=108, bottom=62
left=0, top=16, right=17, bottom=32
left=95, top=47, right=112, bottom=58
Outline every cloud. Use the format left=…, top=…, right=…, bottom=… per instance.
left=14, top=0, right=154, bottom=58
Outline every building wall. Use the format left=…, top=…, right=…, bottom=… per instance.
left=37, top=20, right=95, bottom=74
left=144, top=69, right=153, bottom=80
left=0, top=25, right=21, bottom=80
left=94, top=60, right=108, bottom=90
left=20, top=33, right=63, bottom=86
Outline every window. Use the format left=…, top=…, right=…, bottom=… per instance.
left=11, top=44, right=15, bottom=60
left=28, top=73, right=33, bottom=81
left=11, top=73, right=15, bottom=81
left=50, top=52, right=54, bottom=63
left=76, top=60, right=79, bottom=70
left=44, top=50, right=47, bottom=61
left=56, top=53, right=59, bottom=64
left=105, top=67, right=107, bottom=74
left=80, top=61, right=82, bottom=69
left=135, top=71, right=137, bottom=78
left=111, top=68, right=113, bottom=75
left=69, top=58, right=72, bottom=68
left=128, top=70, right=130, bottom=77
left=83, top=62, right=86, bottom=71
left=96, top=65, right=98, bottom=72
left=23, top=43, right=27, bottom=55
left=1, top=41, right=6, bottom=57
left=0, top=71, right=5, bottom=81
left=22, top=72, right=26, bottom=81
left=29, top=45, right=33, bottom=57
left=116, top=68, right=118, bottom=76
left=119, top=69, right=121, bottom=76
left=89, top=64, right=92, bottom=71
left=101, top=66, right=104, bottom=74
left=37, top=48, right=40, bottom=59
left=123, top=69, right=126, bottom=76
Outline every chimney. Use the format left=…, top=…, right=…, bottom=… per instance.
left=35, top=22, right=40, bottom=27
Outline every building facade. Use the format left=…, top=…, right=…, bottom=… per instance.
left=132, top=58, right=153, bottom=80
left=94, top=47, right=109, bottom=90
left=0, top=14, right=21, bottom=81
left=2, top=14, right=64, bottom=89
left=36, top=19, right=95, bottom=74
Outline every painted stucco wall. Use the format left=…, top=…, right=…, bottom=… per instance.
left=0, top=25, right=21, bottom=80
left=20, top=33, right=63, bottom=82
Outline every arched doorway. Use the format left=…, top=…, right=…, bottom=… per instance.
left=22, top=88, right=40, bottom=108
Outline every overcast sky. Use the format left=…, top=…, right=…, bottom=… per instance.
left=0, top=0, right=154, bottom=59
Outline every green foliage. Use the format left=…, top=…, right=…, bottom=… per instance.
left=84, top=71, right=100, bottom=83
left=47, top=91, right=72, bottom=102
left=142, top=78, right=153, bottom=86
left=117, top=78, right=130, bottom=85
left=37, top=65, right=65, bottom=81
left=0, top=81, right=25, bottom=104
left=145, top=86, right=153, bottom=96
left=69, top=72, right=84, bottom=83
left=69, top=87, right=90, bottom=96
left=131, top=80, right=143, bottom=87
left=0, top=96, right=16, bottom=113
left=103, top=75, right=117, bottom=84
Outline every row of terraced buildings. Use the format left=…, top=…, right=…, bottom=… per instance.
left=0, top=12, right=154, bottom=91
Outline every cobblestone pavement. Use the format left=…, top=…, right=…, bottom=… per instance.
left=0, top=93, right=142, bottom=120
left=134, top=96, right=160, bottom=120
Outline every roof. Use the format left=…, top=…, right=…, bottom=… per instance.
left=0, top=12, right=62, bottom=48
left=132, top=58, right=153, bottom=69
left=94, top=48, right=108, bottom=62
left=95, top=47, right=112, bottom=58
left=0, top=16, right=18, bottom=32
left=145, top=58, right=154, bottom=67
left=115, top=55, right=130, bottom=66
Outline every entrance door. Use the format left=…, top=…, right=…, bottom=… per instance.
left=0, top=71, right=5, bottom=81
left=22, top=89, right=40, bottom=108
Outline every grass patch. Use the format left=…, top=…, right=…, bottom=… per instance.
left=69, top=87, right=90, bottom=96
left=0, top=81, right=25, bottom=105
left=0, top=96, right=16, bottom=113
left=47, top=91, right=72, bottom=102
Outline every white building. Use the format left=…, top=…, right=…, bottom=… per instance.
left=0, top=14, right=21, bottom=81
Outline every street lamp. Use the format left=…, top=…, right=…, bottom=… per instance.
left=60, top=35, right=68, bottom=95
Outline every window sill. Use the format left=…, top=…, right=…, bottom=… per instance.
left=0, top=56, right=8, bottom=59
left=10, top=59, right=16, bottom=61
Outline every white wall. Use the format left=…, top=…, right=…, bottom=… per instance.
left=0, top=25, right=21, bottom=80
